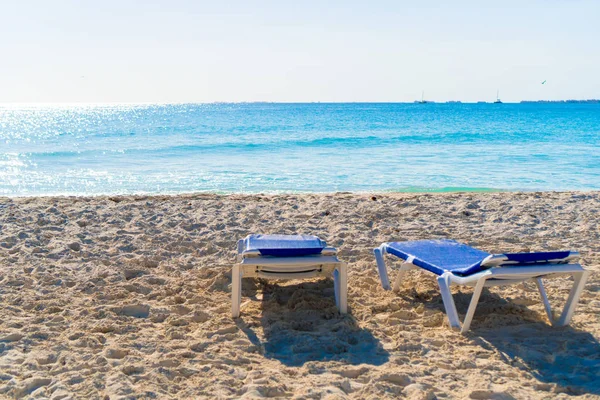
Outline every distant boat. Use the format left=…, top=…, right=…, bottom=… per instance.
left=415, top=90, right=428, bottom=104
left=494, top=90, right=503, bottom=104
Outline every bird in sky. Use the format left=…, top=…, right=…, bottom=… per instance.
left=541, top=80, right=547, bottom=85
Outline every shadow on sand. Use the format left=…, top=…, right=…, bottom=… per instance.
left=400, top=286, right=600, bottom=396
left=235, top=279, right=389, bottom=367
left=473, top=323, right=600, bottom=396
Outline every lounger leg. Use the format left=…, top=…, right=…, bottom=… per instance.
left=236, top=239, right=244, bottom=262
left=231, top=264, right=243, bottom=318
left=535, top=278, right=554, bottom=324
left=374, top=246, right=391, bottom=290
left=333, top=268, right=340, bottom=307
left=461, top=278, right=486, bottom=333
left=437, top=273, right=461, bottom=330
left=557, top=270, right=590, bottom=327
left=334, top=263, right=348, bottom=314
left=393, top=262, right=417, bottom=292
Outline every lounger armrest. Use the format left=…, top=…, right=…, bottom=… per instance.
left=240, top=249, right=262, bottom=259
left=321, top=247, right=337, bottom=256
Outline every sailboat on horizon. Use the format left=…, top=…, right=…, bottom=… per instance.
left=415, top=90, right=428, bottom=104
left=494, top=90, right=503, bottom=104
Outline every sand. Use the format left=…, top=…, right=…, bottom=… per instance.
left=0, top=191, right=599, bottom=399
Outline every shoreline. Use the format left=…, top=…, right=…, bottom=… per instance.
left=1, top=191, right=599, bottom=398
left=3, top=188, right=599, bottom=200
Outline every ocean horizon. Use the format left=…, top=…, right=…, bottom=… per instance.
left=1, top=102, right=599, bottom=196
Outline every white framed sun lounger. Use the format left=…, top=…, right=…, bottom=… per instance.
left=373, top=239, right=589, bottom=333
left=232, top=235, right=347, bottom=318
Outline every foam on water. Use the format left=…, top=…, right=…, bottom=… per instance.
left=1, top=103, right=599, bottom=196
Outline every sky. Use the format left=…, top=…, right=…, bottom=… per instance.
left=1, top=0, right=599, bottom=103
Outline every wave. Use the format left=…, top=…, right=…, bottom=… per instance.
left=7, top=131, right=567, bottom=159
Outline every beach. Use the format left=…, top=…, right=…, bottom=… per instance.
left=0, top=191, right=599, bottom=399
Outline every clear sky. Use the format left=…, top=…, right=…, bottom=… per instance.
left=1, top=0, right=599, bottom=103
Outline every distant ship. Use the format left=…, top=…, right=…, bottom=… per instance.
left=494, top=90, right=503, bottom=104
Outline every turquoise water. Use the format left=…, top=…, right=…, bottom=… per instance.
left=1, top=103, right=599, bottom=196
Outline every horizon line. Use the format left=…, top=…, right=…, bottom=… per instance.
left=1, top=99, right=599, bottom=107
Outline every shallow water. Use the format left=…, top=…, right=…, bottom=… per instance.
left=1, top=103, right=599, bottom=196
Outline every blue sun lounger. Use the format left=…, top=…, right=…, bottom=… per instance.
left=374, top=239, right=589, bottom=333
left=232, top=234, right=347, bottom=317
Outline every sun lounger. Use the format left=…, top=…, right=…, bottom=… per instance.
left=373, top=239, right=589, bottom=333
left=232, top=234, right=347, bottom=318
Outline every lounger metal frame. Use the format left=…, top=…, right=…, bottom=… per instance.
left=374, top=244, right=589, bottom=333
left=232, top=240, right=348, bottom=318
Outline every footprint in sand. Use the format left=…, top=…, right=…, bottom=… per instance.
left=105, top=348, right=129, bottom=359
left=469, top=390, right=516, bottom=400
left=13, top=377, right=53, bottom=398
left=0, top=333, right=24, bottom=342
left=35, top=353, right=58, bottom=365
left=116, top=304, right=150, bottom=318
left=122, top=365, right=144, bottom=376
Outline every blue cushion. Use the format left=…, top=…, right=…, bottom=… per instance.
left=244, top=234, right=326, bottom=257
left=385, top=239, right=491, bottom=276
left=502, top=251, right=572, bottom=264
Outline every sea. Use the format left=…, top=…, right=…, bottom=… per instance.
left=1, top=103, right=599, bottom=196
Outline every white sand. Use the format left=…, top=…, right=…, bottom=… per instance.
left=0, top=192, right=599, bottom=399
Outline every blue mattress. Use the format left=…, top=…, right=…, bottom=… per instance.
left=385, top=239, right=573, bottom=276
left=501, top=251, right=572, bottom=264
left=243, top=234, right=326, bottom=257
left=385, top=240, right=490, bottom=276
